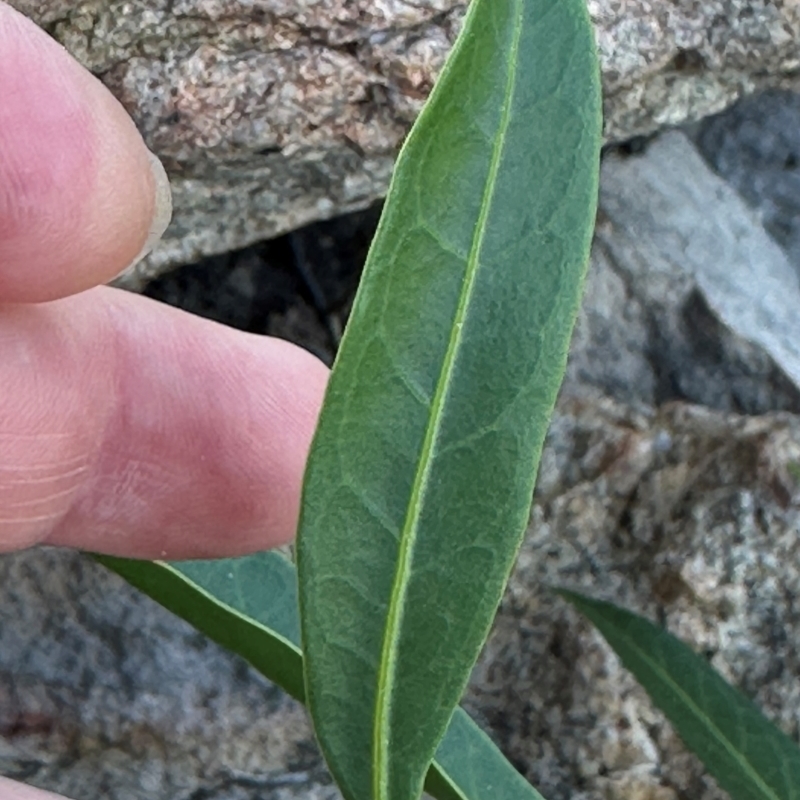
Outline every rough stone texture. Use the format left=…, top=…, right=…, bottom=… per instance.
left=570, top=131, right=800, bottom=415
left=7, top=0, right=800, bottom=283
left=467, top=395, right=800, bottom=800
left=694, top=89, right=800, bottom=277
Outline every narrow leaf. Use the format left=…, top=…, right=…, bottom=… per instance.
left=425, top=706, right=546, bottom=800
left=562, top=590, right=800, bottom=800
left=97, top=553, right=305, bottom=701
left=97, top=555, right=546, bottom=800
left=296, top=0, right=601, bottom=798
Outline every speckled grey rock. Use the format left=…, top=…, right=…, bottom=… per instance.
left=569, top=131, right=800, bottom=414
left=467, top=395, right=800, bottom=800
left=694, top=90, right=800, bottom=278
left=7, top=0, right=800, bottom=283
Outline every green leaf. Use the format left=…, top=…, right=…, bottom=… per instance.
left=296, top=0, right=601, bottom=798
left=97, top=553, right=305, bottom=701
left=97, top=554, right=546, bottom=800
left=561, top=590, right=800, bottom=800
left=425, top=706, right=546, bottom=800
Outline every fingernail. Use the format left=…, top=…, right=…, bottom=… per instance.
left=115, top=151, right=173, bottom=281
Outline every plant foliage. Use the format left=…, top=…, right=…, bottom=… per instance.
left=296, top=0, right=601, bottom=796
left=99, top=554, right=545, bottom=800
left=563, top=591, right=800, bottom=800
left=99, top=1, right=605, bottom=799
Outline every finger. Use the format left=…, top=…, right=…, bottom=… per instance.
left=0, top=3, right=171, bottom=304
left=0, top=288, right=329, bottom=559
left=0, top=777, right=68, bottom=800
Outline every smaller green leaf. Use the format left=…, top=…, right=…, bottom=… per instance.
left=97, top=553, right=305, bottom=701
left=425, top=707, right=546, bottom=800
left=97, top=553, right=548, bottom=800
left=561, top=590, right=800, bottom=800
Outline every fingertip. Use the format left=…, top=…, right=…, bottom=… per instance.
left=0, top=777, right=68, bottom=800
left=0, top=3, right=171, bottom=303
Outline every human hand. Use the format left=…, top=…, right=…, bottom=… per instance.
left=0, top=4, right=329, bottom=797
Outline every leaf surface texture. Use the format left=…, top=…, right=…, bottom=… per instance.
left=296, top=0, right=601, bottom=798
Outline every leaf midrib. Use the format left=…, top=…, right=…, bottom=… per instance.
left=371, top=3, right=525, bottom=798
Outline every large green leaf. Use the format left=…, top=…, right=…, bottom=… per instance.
left=562, top=590, right=800, bottom=800
left=97, top=554, right=546, bottom=800
left=295, top=0, right=601, bottom=798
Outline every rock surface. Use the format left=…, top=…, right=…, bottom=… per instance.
left=7, top=0, right=800, bottom=282
left=695, top=89, right=800, bottom=278
left=570, top=131, right=800, bottom=415
left=467, top=395, right=800, bottom=800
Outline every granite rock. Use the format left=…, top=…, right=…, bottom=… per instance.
left=569, top=130, right=800, bottom=414
left=7, top=0, right=800, bottom=282
left=695, top=90, right=800, bottom=278
left=468, top=394, right=800, bottom=800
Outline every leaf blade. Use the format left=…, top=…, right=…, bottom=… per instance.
left=297, top=0, right=601, bottom=798
left=97, top=554, right=546, bottom=800
left=427, top=706, right=546, bottom=800
left=97, top=553, right=305, bottom=701
left=562, top=590, right=800, bottom=800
